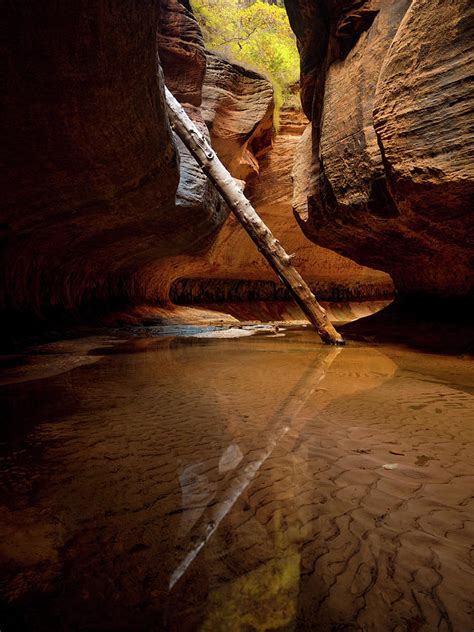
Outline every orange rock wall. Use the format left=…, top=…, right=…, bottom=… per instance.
left=143, top=65, right=392, bottom=304
left=286, top=0, right=474, bottom=297
left=1, top=0, right=402, bottom=326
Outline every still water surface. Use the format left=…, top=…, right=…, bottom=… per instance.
left=0, top=330, right=473, bottom=631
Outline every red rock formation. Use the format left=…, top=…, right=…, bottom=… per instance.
left=149, top=77, right=393, bottom=304
left=287, top=0, right=474, bottom=297
left=158, top=1, right=227, bottom=257
left=158, top=0, right=206, bottom=107
left=0, top=0, right=393, bottom=328
left=0, top=0, right=228, bottom=322
left=202, top=53, right=274, bottom=181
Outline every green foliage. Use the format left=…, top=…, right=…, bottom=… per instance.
left=191, top=0, right=299, bottom=115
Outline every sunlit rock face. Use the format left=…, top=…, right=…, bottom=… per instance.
left=0, top=0, right=227, bottom=320
left=244, top=98, right=392, bottom=301
left=202, top=53, right=274, bottom=181
left=0, top=0, right=393, bottom=324
left=149, top=83, right=393, bottom=304
left=286, top=0, right=474, bottom=298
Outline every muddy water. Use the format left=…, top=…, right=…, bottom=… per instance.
left=0, top=330, right=473, bottom=631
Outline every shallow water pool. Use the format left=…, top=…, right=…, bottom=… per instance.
left=0, top=329, right=473, bottom=631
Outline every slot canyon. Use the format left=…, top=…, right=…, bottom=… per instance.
left=1, top=1, right=473, bottom=631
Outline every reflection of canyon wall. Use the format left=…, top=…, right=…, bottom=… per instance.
left=285, top=0, right=474, bottom=298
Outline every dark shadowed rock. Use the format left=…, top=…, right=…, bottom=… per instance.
left=0, top=0, right=227, bottom=322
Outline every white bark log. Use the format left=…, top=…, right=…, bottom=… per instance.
left=165, top=87, right=344, bottom=345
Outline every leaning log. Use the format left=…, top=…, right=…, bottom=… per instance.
left=165, top=87, right=344, bottom=345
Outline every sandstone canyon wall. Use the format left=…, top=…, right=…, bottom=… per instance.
left=285, top=0, right=474, bottom=298
left=161, top=82, right=392, bottom=305
left=0, top=0, right=228, bottom=322
left=148, top=43, right=392, bottom=304
left=1, top=0, right=390, bottom=327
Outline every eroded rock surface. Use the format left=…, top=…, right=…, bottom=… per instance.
left=157, top=1, right=228, bottom=260
left=150, top=83, right=392, bottom=304
left=202, top=53, right=274, bottom=181
left=287, top=0, right=474, bottom=297
left=158, top=0, right=206, bottom=107
left=1, top=0, right=395, bottom=327
left=1, top=2, right=172, bottom=316
left=0, top=0, right=228, bottom=323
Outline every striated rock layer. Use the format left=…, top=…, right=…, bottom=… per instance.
left=286, top=0, right=474, bottom=298
left=0, top=0, right=228, bottom=323
left=1, top=0, right=392, bottom=329
left=151, top=78, right=393, bottom=304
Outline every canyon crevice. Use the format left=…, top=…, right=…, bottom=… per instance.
left=150, top=56, right=393, bottom=307
left=1, top=0, right=473, bottom=328
left=1, top=3, right=473, bottom=631
left=1, top=0, right=393, bottom=328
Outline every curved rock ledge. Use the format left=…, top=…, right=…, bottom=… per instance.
left=287, top=0, right=474, bottom=298
left=1, top=0, right=390, bottom=328
left=149, top=87, right=393, bottom=305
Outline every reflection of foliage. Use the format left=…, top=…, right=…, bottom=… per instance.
left=200, top=552, right=301, bottom=631
left=191, top=0, right=299, bottom=106
left=200, top=509, right=301, bottom=631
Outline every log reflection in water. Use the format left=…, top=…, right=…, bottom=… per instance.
left=169, top=346, right=342, bottom=589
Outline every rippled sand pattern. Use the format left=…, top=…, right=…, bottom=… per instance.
left=0, top=332, right=473, bottom=631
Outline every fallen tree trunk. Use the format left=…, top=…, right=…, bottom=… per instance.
left=165, top=87, right=344, bottom=345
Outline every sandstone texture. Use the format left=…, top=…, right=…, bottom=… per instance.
left=286, top=0, right=474, bottom=297
left=2, top=1, right=173, bottom=316
left=158, top=0, right=206, bottom=107
left=202, top=53, right=275, bottom=181
left=1, top=0, right=388, bottom=326
left=153, top=81, right=393, bottom=304
left=0, top=0, right=227, bottom=322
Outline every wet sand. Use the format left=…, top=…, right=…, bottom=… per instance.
left=0, top=329, right=473, bottom=631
